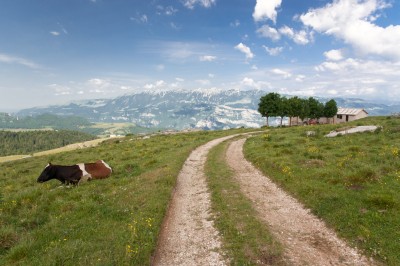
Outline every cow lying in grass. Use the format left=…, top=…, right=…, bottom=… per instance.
left=37, top=160, right=112, bottom=185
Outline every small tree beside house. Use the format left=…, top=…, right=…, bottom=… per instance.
left=324, top=99, right=338, bottom=124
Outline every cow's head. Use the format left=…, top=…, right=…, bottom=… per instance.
left=37, top=163, right=54, bottom=183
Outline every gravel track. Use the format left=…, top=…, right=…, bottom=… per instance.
left=225, top=138, right=374, bottom=266
left=152, top=134, right=244, bottom=265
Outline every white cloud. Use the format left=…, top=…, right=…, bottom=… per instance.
left=49, top=84, right=72, bottom=96
left=263, top=45, right=283, bottom=56
left=256, top=25, right=280, bottom=41
left=279, top=26, right=310, bottom=45
left=295, top=75, right=306, bottom=82
left=50, top=31, right=60, bottom=36
left=234, top=43, right=254, bottom=60
left=165, top=6, right=178, bottom=16
left=199, top=55, right=217, bottom=62
left=176, top=77, right=185, bottom=82
left=300, top=0, right=400, bottom=60
left=0, top=53, right=41, bottom=69
left=144, top=80, right=166, bottom=89
left=230, top=20, right=240, bottom=27
left=88, top=78, right=110, bottom=87
left=324, top=49, right=344, bottom=61
left=240, top=77, right=271, bottom=90
left=271, top=68, right=292, bottom=78
left=182, top=0, right=216, bottom=9
left=208, top=73, right=215, bottom=78
left=253, top=0, right=282, bottom=23
left=130, top=14, right=148, bottom=24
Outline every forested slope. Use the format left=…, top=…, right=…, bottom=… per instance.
left=0, top=130, right=96, bottom=156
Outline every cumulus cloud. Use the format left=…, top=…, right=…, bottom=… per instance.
left=263, top=45, right=283, bottom=56
left=271, top=68, right=292, bottom=78
left=144, top=80, right=166, bottom=89
left=241, top=77, right=271, bottom=90
left=279, top=26, right=311, bottom=45
left=182, top=0, right=216, bottom=9
left=300, top=0, right=400, bottom=60
left=0, top=53, right=41, bottom=69
left=253, top=0, right=282, bottom=23
left=257, top=25, right=280, bottom=41
left=234, top=43, right=254, bottom=60
left=199, top=55, right=217, bottom=62
left=324, top=49, right=344, bottom=61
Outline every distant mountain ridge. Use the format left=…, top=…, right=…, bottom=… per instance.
left=18, top=89, right=399, bottom=130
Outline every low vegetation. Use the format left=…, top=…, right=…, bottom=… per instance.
left=205, top=139, right=285, bottom=265
left=0, top=128, right=250, bottom=265
left=244, top=116, right=400, bottom=264
left=0, top=130, right=96, bottom=156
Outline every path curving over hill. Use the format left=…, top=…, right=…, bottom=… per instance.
left=225, top=138, right=375, bottom=266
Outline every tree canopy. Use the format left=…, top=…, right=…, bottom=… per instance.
left=258, top=93, right=338, bottom=126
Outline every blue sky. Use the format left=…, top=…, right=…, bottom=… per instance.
left=1, top=0, right=400, bottom=111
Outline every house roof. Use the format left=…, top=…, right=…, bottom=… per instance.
left=337, top=108, right=368, bottom=115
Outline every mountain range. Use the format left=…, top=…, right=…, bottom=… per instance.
left=18, top=89, right=400, bottom=130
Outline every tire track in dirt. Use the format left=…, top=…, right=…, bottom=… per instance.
left=225, top=138, right=375, bottom=266
left=153, top=134, right=247, bottom=266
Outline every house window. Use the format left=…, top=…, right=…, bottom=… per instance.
left=337, top=114, right=342, bottom=119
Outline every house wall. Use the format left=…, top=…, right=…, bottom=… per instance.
left=335, top=110, right=368, bottom=124
left=290, top=110, right=368, bottom=125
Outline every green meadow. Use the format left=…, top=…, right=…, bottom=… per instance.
left=0, top=129, right=250, bottom=265
left=1, top=116, right=399, bottom=265
left=244, top=116, right=400, bottom=265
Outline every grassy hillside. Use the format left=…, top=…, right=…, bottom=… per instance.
left=244, top=116, right=400, bottom=265
left=0, top=128, right=252, bottom=265
left=0, top=130, right=96, bottom=156
left=1, top=117, right=399, bottom=265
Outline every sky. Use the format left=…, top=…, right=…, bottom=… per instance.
left=1, top=0, right=400, bottom=111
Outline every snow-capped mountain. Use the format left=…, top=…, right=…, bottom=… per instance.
left=18, top=89, right=399, bottom=130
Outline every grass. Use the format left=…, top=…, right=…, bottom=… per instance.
left=244, top=116, right=400, bottom=265
left=0, top=128, right=253, bottom=265
left=205, top=138, right=285, bottom=265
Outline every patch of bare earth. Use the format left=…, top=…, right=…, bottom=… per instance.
left=226, top=138, right=375, bottom=266
left=153, top=134, right=243, bottom=266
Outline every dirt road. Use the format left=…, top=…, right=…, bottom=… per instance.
left=226, top=138, right=374, bottom=266
left=153, top=134, right=374, bottom=265
left=152, top=134, right=243, bottom=265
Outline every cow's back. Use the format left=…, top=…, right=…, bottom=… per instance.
left=84, top=160, right=112, bottom=179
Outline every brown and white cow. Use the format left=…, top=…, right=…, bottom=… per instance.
left=37, top=160, right=112, bottom=185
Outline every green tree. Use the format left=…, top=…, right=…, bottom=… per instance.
left=287, top=96, right=302, bottom=126
left=258, top=92, right=281, bottom=127
left=298, top=98, right=310, bottom=123
left=277, top=97, right=289, bottom=126
left=324, top=99, right=338, bottom=124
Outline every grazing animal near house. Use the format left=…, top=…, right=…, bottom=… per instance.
left=37, top=160, right=112, bottom=185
